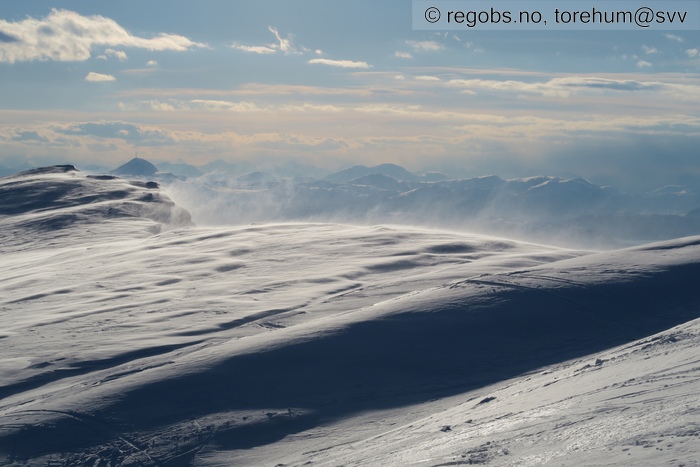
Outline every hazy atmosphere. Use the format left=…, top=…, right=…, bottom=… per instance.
left=1, top=1, right=699, bottom=190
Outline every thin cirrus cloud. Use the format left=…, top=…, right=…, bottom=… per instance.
left=0, top=8, right=205, bottom=63
left=231, top=26, right=299, bottom=55
left=230, top=26, right=369, bottom=70
left=85, top=72, right=116, bottom=82
left=307, top=58, right=371, bottom=69
left=415, top=75, right=441, bottom=81
left=446, top=76, right=672, bottom=97
left=268, top=26, right=293, bottom=54
left=231, top=44, right=277, bottom=54
left=115, top=83, right=409, bottom=98
left=406, top=40, right=445, bottom=52
left=190, top=100, right=263, bottom=112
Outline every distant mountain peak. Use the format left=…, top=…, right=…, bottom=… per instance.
left=112, top=157, right=158, bottom=176
left=325, top=163, right=418, bottom=183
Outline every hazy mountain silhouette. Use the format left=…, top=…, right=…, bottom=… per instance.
left=325, top=163, right=420, bottom=183
left=112, top=157, right=158, bottom=176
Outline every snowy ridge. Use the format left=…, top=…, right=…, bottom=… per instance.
left=0, top=168, right=699, bottom=465
left=0, top=165, right=192, bottom=252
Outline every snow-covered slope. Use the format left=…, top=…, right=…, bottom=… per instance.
left=0, top=165, right=191, bottom=252
left=1, top=168, right=699, bottom=466
left=256, top=315, right=700, bottom=467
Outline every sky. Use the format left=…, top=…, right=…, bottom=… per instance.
left=0, top=0, right=699, bottom=190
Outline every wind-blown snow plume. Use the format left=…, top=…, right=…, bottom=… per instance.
left=163, top=168, right=700, bottom=249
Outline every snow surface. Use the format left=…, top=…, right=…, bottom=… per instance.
left=1, top=167, right=699, bottom=466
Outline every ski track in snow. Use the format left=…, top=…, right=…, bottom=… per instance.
left=1, top=167, right=699, bottom=466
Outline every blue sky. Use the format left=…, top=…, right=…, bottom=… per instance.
left=0, top=1, right=699, bottom=189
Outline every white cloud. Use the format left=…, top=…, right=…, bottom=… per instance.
left=686, top=49, right=699, bottom=58
left=279, top=103, right=343, bottom=113
left=307, top=58, right=371, bottom=69
left=0, top=9, right=205, bottom=63
left=642, top=45, right=657, bottom=55
left=231, top=26, right=303, bottom=56
left=190, top=100, right=262, bottom=112
left=168, top=82, right=400, bottom=97
left=268, top=26, right=292, bottom=54
left=636, top=60, right=653, bottom=68
left=448, top=78, right=559, bottom=96
left=550, top=77, right=661, bottom=91
left=665, top=34, right=684, bottom=42
left=406, top=40, right=444, bottom=52
left=415, top=75, right=441, bottom=81
left=118, top=99, right=185, bottom=111
left=146, top=60, right=158, bottom=67
left=100, top=48, right=128, bottom=61
left=395, top=51, right=413, bottom=59
left=111, top=49, right=128, bottom=60
left=231, top=43, right=277, bottom=54
left=85, top=72, right=116, bottom=82
left=446, top=76, right=677, bottom=98
left=143, top=101, right=174, bottom=112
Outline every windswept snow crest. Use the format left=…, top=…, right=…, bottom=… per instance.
left=0, top=167, right=699, bottom=466
left=0, top=165, right=192, bottom=251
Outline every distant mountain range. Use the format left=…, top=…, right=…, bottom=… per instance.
left=4, top=158, right=700, bottom=248
left=324, top=163, right=423, bottom=183
left=158, top=161, right=700, bottom=248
